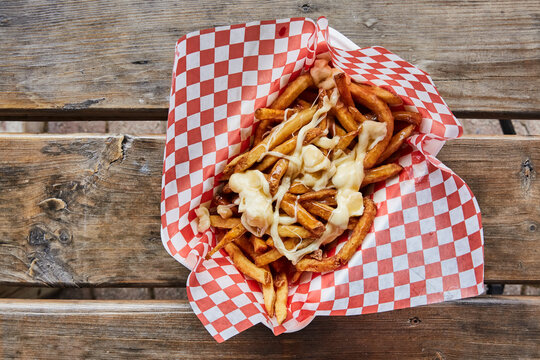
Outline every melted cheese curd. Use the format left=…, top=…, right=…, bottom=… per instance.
left=216, top=61, right=386, bottom=264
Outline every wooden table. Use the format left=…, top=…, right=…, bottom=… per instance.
left=0, top=1, right=539, bottom=358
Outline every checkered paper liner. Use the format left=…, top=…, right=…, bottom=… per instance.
left=161, top=17, right=484, bottom=342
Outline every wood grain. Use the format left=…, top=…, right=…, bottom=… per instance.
left=0, top=1, right=538, bottom=115
left=0, top=296, right=538, bottom=359
left=0, top=134, right=538, bottom=286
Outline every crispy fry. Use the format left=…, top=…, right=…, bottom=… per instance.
left=271, top=225, right=312, bottom=239
left=348, top=106, right=367, bottom=123
left=255, top=108, right=289, bottom=121
left=281, top=193, right=325, bottom=236
left=253, top=120, right=271, bottom=146
left=235, top=234, right=258, bottom=259
left=333, top=122, right=347, bottom=137
left=224, top=242, right=271, bottom=284
left=266, top=237, right=274, bottom=248
left=349, top=82, right=394, bottom=169
left=295, top=198, right=376, bottom=272
left=269, top=159, right=289, bottom=196
left=261, top=265, right=276, bottom=317
left=289, top=181, right=311, bottom=194
left=361, top=163, right=403, bottom=188
left=271, top=74, right=314, bottom=110
left=275, top=272, right=288, bottom=325
left=291, top=270, right=303, bottom=283
left=235, top=107, right=317, bottom=173
left=296, top=99, right=312, bottom=109
left=255, top=238, right=315, bottom=266
left=250, top=234, right=268, bottom=254
left=222, top=152, right=247, bottom=179
left=303, top=127, right=325, bottom=145
left=376, top=124, right=415, bottom=165
left=335, top=129, right=359, bottom=152
left=255, top=136, right=297, bottom=172
left=302, top=201, right=333, bottom=221
left=355, top=83, right=403, bottom=107
left=298, top=189, right=337, bottom=203
left=334, top=73, right=354, bottom=108
left=210, top=215, right=241, bottom=229
left=332, top=105, right=359, bottom=133
left=392, top=111, right=422, bottom=127
left=206, top=223, right=247, bottom=259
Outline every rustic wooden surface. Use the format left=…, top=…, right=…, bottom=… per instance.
left=0, top=296, right=537, bottom=359
left=1, top=0, right=539, bottom=117
left=0, top=134, right=538, bottom=286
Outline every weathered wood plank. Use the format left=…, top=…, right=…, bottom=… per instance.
left=0, top=134, right=538, bottom=286
left=0, top=296, right=538, bottom=359
left=0, top=1, right=538, bottom=115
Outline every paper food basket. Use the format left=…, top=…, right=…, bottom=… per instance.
left=161, top=17, right=484, bottom=342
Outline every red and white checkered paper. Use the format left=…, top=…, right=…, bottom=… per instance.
left=161, top=17, right=484, bottom=342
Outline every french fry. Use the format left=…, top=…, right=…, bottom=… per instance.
left=295, top=198, right=376, bottom=272
left=206, top=223, right=247, bottom=259
left=376, top=124, right=415, bottom=165
left=255, top=136, right=297, bottom=172
left=289, top=181, right=311, bottom=194
left=291, top=270, right=303, bottom=283
left=302, top=202, right=358, bottom=230
left=253, top=120, right=271, bottom=146
left=266, top=237, right=274, bottom=248
left=334, top=73, right=354, bottom=108
left=361, top=163, right=403, bottom=188
left=235, top=107, right=317, bottom=173
left=224, top=242, right=271, bottom=284
left=275, top=272, right=288, bottom=325
left=235, top=234, right=258, bottom=260
left=250, top=234, right=268, bottom=254
left=281, top=193, right=325, bottom=236
left=255, top=238, right=315, bottom=266
left=261, top=265, right=276, bottom=317
left=271, top=225, right=312, bottom=239
left=392, top=111, right=422, bottom=127
left=210, top=215, right=241, bottom=229
left=332, top=105, right=359, bottom=133
left=298, top=189, right=337, bottom=203
left=269, top=159, right=289, bottom=196
left=335, top=129, right=359, bottom=152
left=255, top=108, right=289, bottom=121
left=222, top=152, right=247, bottom=179
left=271, top=74, right=314, bottom=110
left=296, top=99, right=312, bottom=109
left=355, top=83, right=403, bottom=107
left=348, top=106, right=367, bottom=123
left=303, top=127, right=325, bottom=145
left=349, top=82, right=394, bottom=169
left=333, top=122, right=347, bottom=137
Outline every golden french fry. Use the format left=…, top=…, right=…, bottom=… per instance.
left=332, top=105, right=359, bottom=133
left=235, top=107, right=317, bottom=173
left=291, top=270, right=303, bottom=283
left=348, top=106, right=367, bottom=123
left=261, top=265, right=276, bottom=317
left=302, top=201, right=333, bottom=221
left=355, top=83, right=403, bottom=107
left=376, top=124, right=415, bottom=165
left=255, top=108, right=289, bottom=121
left=271, top=225, right=312, bottom=239
left=271, top=74, right=314, bottom=110
left=224, top=242, right=271, bottom=284
left=349, top=82, right=394, bottom=169
left=275, top=272, right=288, bottom=325
left=334, top=73, right=355, bottom=108
left=361, top=163, right=403, bottom=188
left=255, top=238, right=314, bottom=266
left=266, top=237, right=274, bottom=248
left=269, top=159, right=289, bottom=196
left=254, top=136, right=297, bottom=172
left=392, top=111, right=422, bottom=127
left=281, top=193, right=325, bottom=236
left=235, top=234, right=258, bottom=260
left=289, top=181, right=311, bottom=194
left=296, top=99, right=312, bottom=109
left=250, top=234, right=268, bottom=254
left=335, top=129, right=359, bottom=152
left=253, top=120, right=271, bottom=146
left=222, top=153, right=247, bottom=180
left=298, top=189, right=337, bottom=203
left=303, top=127, right=325, bottom=145
left=332, top=122, right=347, bottom=137
left=210, top=215, right=241, bottom=229
left=295, top=198, right=376, bottom=272
left=206, top=223, right=247, bottom=259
